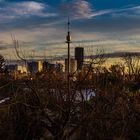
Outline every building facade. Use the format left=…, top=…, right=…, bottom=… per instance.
left=75, top=47, right=84, bottom=70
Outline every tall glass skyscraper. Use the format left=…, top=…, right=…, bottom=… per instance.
left=75, top=47, right=84, bottom=70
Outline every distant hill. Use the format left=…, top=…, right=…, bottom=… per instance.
left=6, top=52, right=140, bottom=64
left=84, top=52, right=140, bottom=59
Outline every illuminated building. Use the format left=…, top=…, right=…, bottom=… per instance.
left=17, top=65, right=27, bottom=73
left=38, top=60, right=43, bottom=72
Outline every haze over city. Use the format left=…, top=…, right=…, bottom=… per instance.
left=0, top=0, right=140, bottom=60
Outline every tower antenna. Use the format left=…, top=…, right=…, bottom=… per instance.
left=66, top=17, right=71, bottom=103
left=66, top=17, right=71, bottom=75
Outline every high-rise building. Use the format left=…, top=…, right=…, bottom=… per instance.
left=42, top=61, right=49, bottom=72
left=38, top=60, right=43, bottom=72
left=75, top=47, right=84, bottom=70
left=27, top=61, right=43, bottom=74
left=27, top=61, right=38, bottom=74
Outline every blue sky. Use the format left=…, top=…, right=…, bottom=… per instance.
left=0, top=0, right=140, bottom=59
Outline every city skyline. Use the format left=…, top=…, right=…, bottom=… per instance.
left=0, top=0, right=140, bottom=59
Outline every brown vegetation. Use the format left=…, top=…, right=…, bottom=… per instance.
left=0, top=54, right=140, bottom=140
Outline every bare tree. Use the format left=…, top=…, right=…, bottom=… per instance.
left=122, top=53, right=140, bottom=75
left=0, top=54, right=6, bottom=73
left=11, top=35, right=28, bottom=73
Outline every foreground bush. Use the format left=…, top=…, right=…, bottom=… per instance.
left=0, top=64, right=140, bottom=140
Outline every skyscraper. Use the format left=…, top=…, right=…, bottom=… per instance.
left=75, top=47, right=84, bottom=70
left=27, top=61, right=43, bottom=74
left=28, top=61, right=38, bottom=74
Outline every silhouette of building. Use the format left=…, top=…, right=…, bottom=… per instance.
left=7, top=64, right=17, bottom=72
left=75, top=47, right=84, bottom=70
left=43, top=61, right=63, bottom=73
left=42, top=61, right=49, bottom=72
left=27, top=61, right=43, bottom=74
left=27, top=61, right=38, bottom=74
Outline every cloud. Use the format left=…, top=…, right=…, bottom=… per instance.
left=0, top=1, right=57, bottom=23
left=90, top=10, right=113, bottom=18
left=89, top=5, right=140, bottom=19
left=0, top=45, right=12, bottom=50
left=59, top=0, right=139, bottom=19
left=105, top=5, right=140, bottom=18
left=0, top=40, right=13, bottom=51
left=60, top=0, right=93, bottom=19
left=11, top=1, right=45, bottom=15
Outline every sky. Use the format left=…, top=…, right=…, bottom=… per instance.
left=0, top=0, right=140, bottom=60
